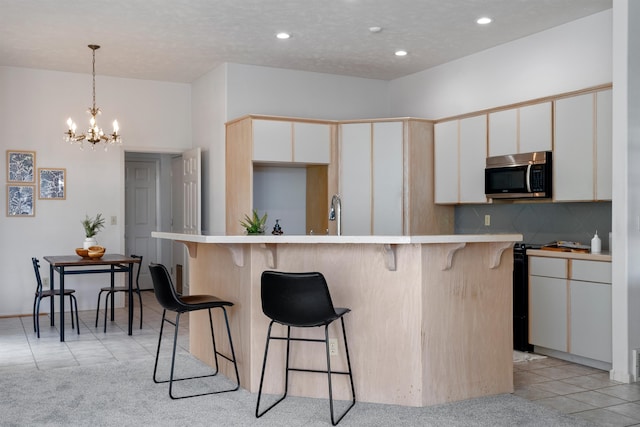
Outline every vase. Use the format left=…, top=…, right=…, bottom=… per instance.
left=83, top=237, right=97, bottom=249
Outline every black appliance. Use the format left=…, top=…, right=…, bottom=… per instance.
left=485, top=151, right=552, bottom=199
left=513, top=243, right=538, bottom=352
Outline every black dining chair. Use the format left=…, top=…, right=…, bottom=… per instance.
left=95, top=254, right=143, bottom=332
left=148, top=263, right=240, bottom=399
left=32, top=257, right=79, bottom=338
left=256, top=271, right=356, bottom=426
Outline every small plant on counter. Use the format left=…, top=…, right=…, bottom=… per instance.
left=82, top=213, right=105, bottom=238
left=240, top=209, right=267, bottom=234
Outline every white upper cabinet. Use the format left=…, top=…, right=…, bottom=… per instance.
left=340, top=121, right=404, bottom=235
left=340, top=123, right=373, bottom=235
left=488, top=102, right=551, bottom=157
left=293, top=122, right=331, bottom=164
left=554, top=90, right=611, bottom=202
left=434, top=115, right=487, bottom=204
left=372, top=122, right=404, bottom=235
left=253, top=120, right=292, bottom=162
left=596, top=89, right=612, bottom=200
left=488, top=109, right=517, bottom=157
left=434, top=120, right=459, bottom=204
left=519, top=102, right=552, bottom=153
left=459, top=115, right=488, bottom=203
left=253, top=119, right=331, bottom=164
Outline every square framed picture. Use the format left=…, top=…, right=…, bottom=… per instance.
left=38, top=168, right=66, bottom=200
left=6, top=184, right=35, bottom=217
left=6, top=150, right=36, bottom=183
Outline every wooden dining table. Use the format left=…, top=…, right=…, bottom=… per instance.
left=43, top=254, right=142, bottom=342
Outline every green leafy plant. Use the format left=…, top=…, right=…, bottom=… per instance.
left=82, top=213, right=105, bottom=238
left=240, top=209, right=267, bottom=234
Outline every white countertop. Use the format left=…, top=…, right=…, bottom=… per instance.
left=151, top=231, right=523, bottom=245
left=527, top=248, right=612, bottom=262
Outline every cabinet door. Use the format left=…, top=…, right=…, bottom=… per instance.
left=434, top=120, right=459, bottom=204
left=372, top=122, right=403, bottom=235
left=293, top=122, right=330, bottom=164
left=529, top=275, right=568, bottom=352
left=570, top=280, right=612, bottom=363
left=519, top=102, right=552, bottom=153
left=459, top=115, right=488, bottom=203
left=340, top=123, right=372, bottom=235
left=596, top=89, right=612, bottom=201
left=253, top=120, right=292, bottom=162
left=488, top=109, right=517, bottom=157
left=554, top=93, right=595, bottom=201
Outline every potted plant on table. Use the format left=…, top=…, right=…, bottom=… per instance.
left=240, top=209, right=267, bottom=234
left=82, top=213, right=105, bottom=249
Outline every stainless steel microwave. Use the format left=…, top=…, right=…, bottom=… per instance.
left=485, top=151, right=552, bottom=199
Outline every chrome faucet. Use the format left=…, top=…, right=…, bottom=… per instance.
left=329, top=194, right=342, bottom=236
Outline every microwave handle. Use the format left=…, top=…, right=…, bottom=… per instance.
left=526, top=164, right=532, bottom=193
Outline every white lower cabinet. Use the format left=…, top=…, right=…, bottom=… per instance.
left=529, top=274, right=567, bottom=352
left=529, top=255, right=611, bottom=364
left=570, top=280, right=612, bottom=363
left=569, top=259, right=612, bottom=363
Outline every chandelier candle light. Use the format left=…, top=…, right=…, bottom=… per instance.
left=64, top=44, right=122, bottom=150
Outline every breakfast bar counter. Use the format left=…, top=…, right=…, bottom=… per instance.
left=152, top=232, right=522, bottom=407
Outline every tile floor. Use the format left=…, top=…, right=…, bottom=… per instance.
left=2, top=293, right=640, bottom=426
left=514, top=354, right=640, bottom=426
left=0, top=292, right=188, bottom=373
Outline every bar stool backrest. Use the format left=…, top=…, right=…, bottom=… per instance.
left=261, top=271, right=338, bottom=327
left=149, top=263, right=185, bottom=312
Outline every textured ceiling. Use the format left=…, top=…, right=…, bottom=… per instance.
left=0, top=0, right=612, bottom=83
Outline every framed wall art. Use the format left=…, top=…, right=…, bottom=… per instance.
left=38, top=168, right=66, bottom=200
left=6, top=150, right=36, bottom=183
left=6, top=184, right=35, bottom=217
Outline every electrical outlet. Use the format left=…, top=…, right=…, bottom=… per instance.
left=42, top=277, right=49, bottom=286
left=329, top=338, right=338, bottom=356
left=484, top=215, right=491, bottom=227
left=110, top=215, right=117, bottom=225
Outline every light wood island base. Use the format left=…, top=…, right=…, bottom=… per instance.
left=152, top=233, right=521, bottom=407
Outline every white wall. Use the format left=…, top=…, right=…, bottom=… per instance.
left=0, top=66, right=191, bottom=315
left=253, top=166, right=307, bottom=235
left=226, top=63, right=390, bottom=121
left=192, top=64, right=227, bottom=234
left=390, top=10, right=612, bottom=119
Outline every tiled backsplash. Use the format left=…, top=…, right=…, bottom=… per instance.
left=455, top=202, right=612, bottom=249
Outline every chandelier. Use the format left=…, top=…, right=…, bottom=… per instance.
left=64, top=45, right=122, bottom=150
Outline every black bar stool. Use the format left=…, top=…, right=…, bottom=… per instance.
left=148, top=263, right=240, bottom=399
left=256, top=271, right=356, bottom=425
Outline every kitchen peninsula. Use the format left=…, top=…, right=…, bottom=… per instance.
left=152, top=232, right=522, bottom=407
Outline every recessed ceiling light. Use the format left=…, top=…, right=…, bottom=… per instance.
left=369, top=26, right=382, bottom=33
left=477, top=17, right=492, bottom=25
left=395, top=50, right=408, bottom=57
left=276, top=32, right=291, bottom=39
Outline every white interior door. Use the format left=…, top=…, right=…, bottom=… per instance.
left=125, top=160, right=158, bottom=289
left=182, top=147, right=201, bottom=234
